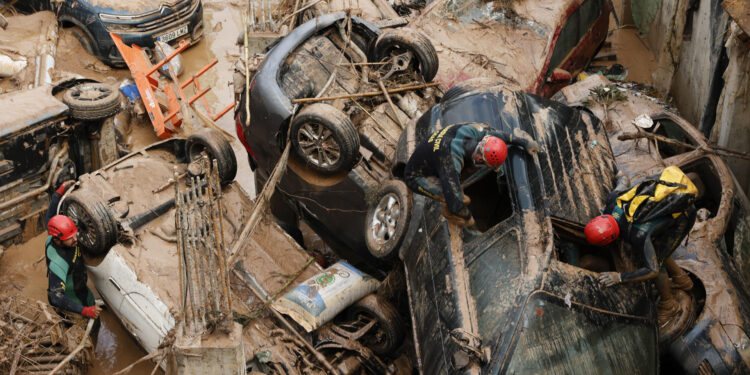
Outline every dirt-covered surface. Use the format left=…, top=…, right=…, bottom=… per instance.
left=410, top=0, right=571, bottom=89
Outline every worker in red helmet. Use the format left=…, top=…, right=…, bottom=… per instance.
left=585, top=167, right=700, bottom=328
left=45, top=181, right=101, bottom=320
left=404, top=122, right=538, bottom=226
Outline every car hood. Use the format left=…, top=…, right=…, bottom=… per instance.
left=432, top=87, right=617, bottom=224
left=81, top=0, right=189, bottom=14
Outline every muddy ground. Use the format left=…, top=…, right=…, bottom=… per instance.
left=0, top=0, right=659, bottom=373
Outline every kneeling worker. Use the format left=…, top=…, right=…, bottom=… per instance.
left=404, top=122, right=538, bottom=226
left=585, top=166, right=699, bottom=328
left=45, top=182, right=101, bottom=320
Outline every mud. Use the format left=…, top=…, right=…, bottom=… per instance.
left=0, top=11, right=57, bottom=93
left=83, top=0, right=170, bottom=13
left=180, top=0, right=254, bottom=192
left=411, top=0, right=572, bottom=89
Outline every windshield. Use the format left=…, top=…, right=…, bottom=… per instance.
left=505, top=291, right=657, bottom=374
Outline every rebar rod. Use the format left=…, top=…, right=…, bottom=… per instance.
left=211, top=160, right=232, bottom=316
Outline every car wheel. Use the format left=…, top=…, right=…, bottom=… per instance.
left=346, top=294, right=404, bottom=356
left=63, top=83, right=121, bottom=121
left=70, top=26, right=96, bottom=56
left=365, top=179, right=411, bottom=259
left=290, top=103, right=360, bottom=175
left=373, top=28, right=438, bottom=82
left=186, top=128, right=238, bottom=186
left=440, top=77, right=498, bottom=104
left=61, top=190, right=118, bottom=256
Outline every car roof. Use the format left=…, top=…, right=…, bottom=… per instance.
left=0, top=85, right=68, bottom=138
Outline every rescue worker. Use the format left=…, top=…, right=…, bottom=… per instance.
left=45, top=182, right=101, bottom=320
left=404, top=122, right=538, bottom=226
left=585, top=166, right=699, bottom=327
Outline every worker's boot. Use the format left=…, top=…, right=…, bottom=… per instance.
left=441, top=204, right=475, bottom=227
left=665, top=257, right=693, bottom=291
left=655, top=270, right=681, bottom=329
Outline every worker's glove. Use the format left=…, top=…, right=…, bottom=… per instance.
left=462, top=194, right=471, bottom=206
left=81, top=305, right=100, bottom=319
left=598, top=272, right=622, bottom=287
left=55, top=180, right=75, bottom=195
left=524, top=140, right=540, bottom=155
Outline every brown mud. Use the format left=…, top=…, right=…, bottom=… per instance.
left=0, top=0, right=252, bottom=373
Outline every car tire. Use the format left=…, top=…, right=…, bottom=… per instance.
left=63, top=83, right=122, bottom=121
left=440, top=77, right=498, bottom=104
left=61, top=190, right=118, bottom=257
left=365, top=179, right=411, bottom=259
left=186, top=128, right=238, bottom=186
left=290, top=103, right=360, bottom=175
left=346, top=294, right=404, bottom=356
left=70, top=26, right=96, bottom=57
left=373, top=28, right=438, bottom=82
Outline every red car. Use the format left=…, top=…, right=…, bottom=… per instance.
left=411, top=0, right=610, bottom=97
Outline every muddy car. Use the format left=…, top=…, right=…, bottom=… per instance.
left=55, top=131, right=408, bottom=372
left=554, top=75, right=750, bottom=374
left=385, top=84, right=659, bottom=373
left=14, top=0, right=203, bottom=67
left=411, top=0, right=610, bottom=97
left=0, top=79, right=120, bottom=248
left=236, top=13, right=439, bottom=270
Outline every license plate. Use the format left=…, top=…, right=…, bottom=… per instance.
left=157, top=24, right=188, bottom=43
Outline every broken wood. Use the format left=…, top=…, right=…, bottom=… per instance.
left=47, top=318, right=94, bottom=375
left=617, top=131, right=750, bottom=160
left=292, top=82, right=441, bottom=103
left=378, top=80, right=404, bottom=128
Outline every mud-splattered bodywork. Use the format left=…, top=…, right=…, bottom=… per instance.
left=410, top=0, right=610, bottom=96
left=0, top=80, right=117, bottom=247
left=395, top=86, right=658, bottom=373
left=555, top=75, right=750, bottom=374
left=15, top=0, right=203, bottom=66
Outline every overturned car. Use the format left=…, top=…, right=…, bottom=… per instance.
left=0, top=79, right=120, bottom=247
left=389, top=84, right=658, bottom=373
left=236, top=13, right=439, bottom=270
left=555, top=75, right=750, bottom=374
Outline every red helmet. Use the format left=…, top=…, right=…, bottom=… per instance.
left=478, top=135, right=508, bottom=168
left=48, top=215, right=78, bottom=241
left=584, top=215, right=619, bottom=246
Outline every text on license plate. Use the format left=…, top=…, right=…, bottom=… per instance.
left=157, top=25, right=188, bottom=43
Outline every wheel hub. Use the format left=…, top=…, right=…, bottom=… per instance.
left=371, top=193, right=400, bottom=244
left=297, top=122, right=341, bottom=167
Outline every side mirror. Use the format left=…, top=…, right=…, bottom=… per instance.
left=547, top=68, right=572, bottom=83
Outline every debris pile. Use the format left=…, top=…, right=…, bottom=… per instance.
left=0, top=295, right=93, bottom=375
left=174, top=159, right=233, bottom=335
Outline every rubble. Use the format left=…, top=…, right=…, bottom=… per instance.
left=1, top=0, right=750, bottom=374
left=0, top=295, right=93, bottom=375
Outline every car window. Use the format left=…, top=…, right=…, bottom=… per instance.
left=646, top=115, right=698, bottom=159
left=464, top=167, right=515, bottom=232
left=505, top=291, right=657, bottom=374
left=547, top=0, right=605, bottom=74
left=467, top=225, right=522, bottom=342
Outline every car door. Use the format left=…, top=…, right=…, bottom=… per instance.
left=539, top=0, right=610, bottom=97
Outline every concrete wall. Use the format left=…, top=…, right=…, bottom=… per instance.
left=711, top=22, right=750, bottom=197
left=633, top=0, right=750, bottom=197
left=670, top=0, right=728, bottom=130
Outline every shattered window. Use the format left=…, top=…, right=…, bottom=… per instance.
left=506, top=292, right=657, bottom=374
left=468, top=227, right=522, bottom=341
left=548, top=0, right=605, bottom=74
left=647, top=116, right=697, bottom=158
